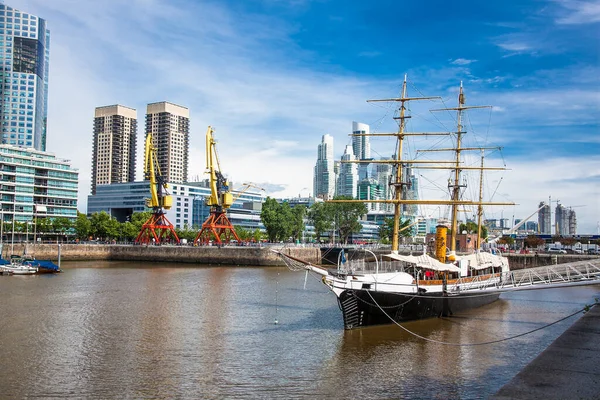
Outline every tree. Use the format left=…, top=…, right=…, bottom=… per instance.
left=329, top=196, right=368, bottom=244
left=289, top=205, right=307, bottom=242
left=308, top=201, right=334, bottom=241
left=120, top=221, right=138, bottom=241
left=90, top=211, right=113, bottom=240
left=498, top=236, right=515, bottom=247
left=52, top=217, right=73, bottom=241
left=379, top=218, right=413, bottom=243
left=261, top=197, right=294, bottom=242
left=524, top=235, right=545, bottom=249
left=459, top=221, right=488, bottom=240
left=74, top=212, right=91, bottom=240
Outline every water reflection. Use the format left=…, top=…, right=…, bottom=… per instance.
left=0, top=262, right=597, bottom=399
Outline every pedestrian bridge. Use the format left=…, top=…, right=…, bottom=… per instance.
left=499, top=259, right=600, bottom=292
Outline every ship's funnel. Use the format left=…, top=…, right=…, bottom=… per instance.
left=435, top=225, right=448, bottom=263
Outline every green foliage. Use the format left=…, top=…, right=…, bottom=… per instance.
left=458, top=221, right=488, bottom=239
left=307, top=201, right=334, bottom=241
left=234, top=226, right=252, bottom=241
left=379, top=217, right=413, bottom=243
left=74, top=212, right=91, bottom=239
left=329, top=196, right=367, bottom=244
left=289, top=205, right=307, bottom=242
left=52, top=217, right=72, bottom=237
left=120, top=222, right=139, bottom=241
left=260, top=197, right=295, bottom=242
left=89, top=211, right=113, bottom=240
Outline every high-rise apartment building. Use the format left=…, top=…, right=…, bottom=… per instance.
left=538, top=201, right=551, bottom=234
left=555, top=204, right=577, bottom=235
left=91, top=105, right=137, bottom=195
left=0, top=3, right=50, bottom=150
left=145, top=102, right=189, bottom=184
left=313, top=134, right=335, bottom=200
left=336, top=145, right=358, bottom=198
left=352, top=121, right=371, bottom=180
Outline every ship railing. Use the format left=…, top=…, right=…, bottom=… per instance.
left=339, top=260, right=409, bottom=275
left=449, top=273, right=501, bottom=292
left=498, top=260, right=600, bottom=289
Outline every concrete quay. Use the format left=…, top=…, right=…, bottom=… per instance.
left=492, top=303, right=600, bottom=400
left=0, top=243, right=321, bottom=266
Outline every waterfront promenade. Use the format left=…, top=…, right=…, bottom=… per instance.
left=492, top=303, right=600, bottom=399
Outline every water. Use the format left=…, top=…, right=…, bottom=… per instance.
left=1, top=261, right=598, bottom=399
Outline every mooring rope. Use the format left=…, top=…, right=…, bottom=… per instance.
left=366, top=290, right=598, bottom=347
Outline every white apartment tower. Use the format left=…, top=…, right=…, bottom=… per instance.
left=91, top=105, right=137, bottom=195
left=145, top=102, right=189, bottom=184
left=336, top=145, right=358, bottom=198
left=313, top=134, right=335, bottom=200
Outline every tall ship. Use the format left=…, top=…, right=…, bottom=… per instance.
left=277, top=76, right=515, bottom=330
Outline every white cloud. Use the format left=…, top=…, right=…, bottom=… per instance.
left=554, top=0, right=600, bottom=24
left=451, top=58, right=477, bottom=65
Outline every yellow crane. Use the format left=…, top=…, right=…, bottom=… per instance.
left=194, top=126, right=241, bottom=245
left=135, top=133, right=180, bottom=244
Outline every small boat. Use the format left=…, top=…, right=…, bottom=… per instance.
left=0, top=259, right=38, bottom=275
left=5, top=254, right=61, bottom=274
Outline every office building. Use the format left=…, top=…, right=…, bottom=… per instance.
left=91, top=105, right=137, bottom=195
left=0, top=145, right=78, bottom=224
left=336, top=145, right=358, bottom=198
left=313, top=134, right=335, bottom=200
left=352, top=121, right=371, bottom=180
left=0, top=3, right=50, bottom=150
left=145, top=102, right=189, bottom=184
left=88, top=181, right=264, bottom=230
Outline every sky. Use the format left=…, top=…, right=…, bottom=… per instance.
left=7, top=0, right=600, bottom=234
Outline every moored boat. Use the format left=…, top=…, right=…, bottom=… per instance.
left=276, top=75, right=513, bottom=329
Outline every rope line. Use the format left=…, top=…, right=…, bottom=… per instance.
left=366, top=290, right=596, bottom=346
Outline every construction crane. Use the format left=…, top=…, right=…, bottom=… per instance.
left=487, top=203, right=547, bottom=244
left=135, top=133, right=180, bottom=244
left=194, top=126, right=241, bottom=245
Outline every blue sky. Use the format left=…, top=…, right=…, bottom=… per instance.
left=10, top=0, right=600, bottom=233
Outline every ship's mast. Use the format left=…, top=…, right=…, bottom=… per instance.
left=476, top=150, right=484, bottom=250
left=430, top=82, right=492, bottom=259
left=367, top=75, right=441, bottom=253
left=330, top=77, right=512, bottom=258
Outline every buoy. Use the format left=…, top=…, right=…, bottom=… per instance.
left=274, top=319, right=278, bottom=325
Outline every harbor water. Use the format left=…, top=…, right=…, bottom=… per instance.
left=1, top=261, right=598, bottom=399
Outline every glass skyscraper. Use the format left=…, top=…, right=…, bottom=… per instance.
left=313, top=134, right=335, bottom=200
left=0, top=2, right=50, bottom=151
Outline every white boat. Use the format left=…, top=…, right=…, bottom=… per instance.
left=276, top=75, right=514, bottom=329
left=0, top=264, right=38, bottom=275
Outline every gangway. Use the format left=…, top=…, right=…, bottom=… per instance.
left=499, top=259, right=600, bottom=291
left=448, top=259, right=600, bottom=293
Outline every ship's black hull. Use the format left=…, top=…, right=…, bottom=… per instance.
left=338, top=289, right=500, bottom=330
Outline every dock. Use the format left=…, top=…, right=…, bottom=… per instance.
left=492, top=303, right=600, bottom=399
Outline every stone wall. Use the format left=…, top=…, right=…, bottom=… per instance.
left=1, top=244, right=321, bottom=267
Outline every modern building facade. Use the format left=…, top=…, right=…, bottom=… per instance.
left=538, top=201, right=551, bottom=234
left=352, top=121, right=371, bottom=180
left=88, top=181, right=264, bottom=230
left=0, top=3, right=50, bottom=151
left=313, top=134, right=335, bottom=200
left=336, top=145, right=358, bottom=198
left=145, top=102, right=189, bottom=184
left=0, top=145, right=78, bottom=225
left=555, top=204, right=576, bottom=236
left=91, top=105, right=137, bottom=195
